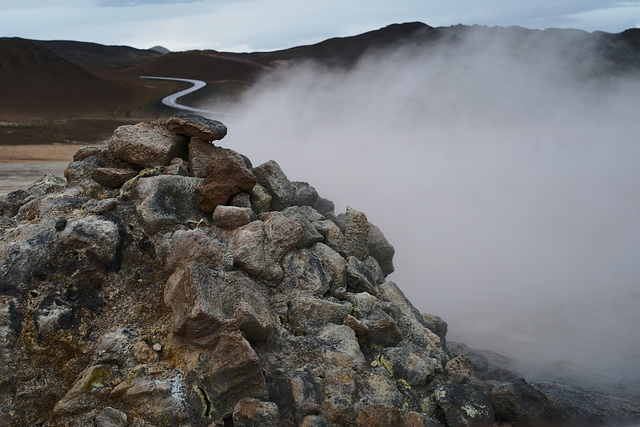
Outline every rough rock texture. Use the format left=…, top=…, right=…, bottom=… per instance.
left=108, top=119, right=188, bottom=168
left=195, top=157, right=257, bottom=212
left=1, top=115, right=639, bottom=426
left=167, top=113, right=228, bottom=142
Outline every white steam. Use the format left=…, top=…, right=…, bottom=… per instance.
left=204, top=27, right=640, bottom=394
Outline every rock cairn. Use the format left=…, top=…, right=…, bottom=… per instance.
left=1, top=115, right=639, bottom=426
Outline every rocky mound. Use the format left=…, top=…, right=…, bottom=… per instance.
left=1, top=115, right=639, bottom=426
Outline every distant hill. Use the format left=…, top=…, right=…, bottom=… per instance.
left=28, top=39, right=163, bottom=70
left=0, top=38, right=137, bottom=115
left=1, top=22, right=639, bottom=144
left=124, top=49, right=268, bottom=82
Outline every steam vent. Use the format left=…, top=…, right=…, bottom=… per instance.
left=1, top=115, right=639, bottom=426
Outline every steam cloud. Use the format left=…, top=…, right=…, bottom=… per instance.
left=204, top=27, right=640, bottom=395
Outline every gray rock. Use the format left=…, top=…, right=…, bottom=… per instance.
left=378, top=281, right=445, bottom=360
left=82, top=198, right=118, bottom=215
left=288, top=296, right=352, bottom=334
left=165, top=228, right=233, bottom=272
left=282, top=206, right=325, bottom=248
left=126, top=175, right=207, bottom=235
left=308, top=243, right=347, bottom=291
left=212, top=205, right=254, bottom=229
left=53, top=364, right=119, bottom=416
left=291, top=181, right=318, bottom=207
left=344, top=206, right=369, bottom=260
left=0, top=298, right=21, bottom=351
left=34, top=297, right=73, bottom=339
left=367, top=222, right=395, bottom=276
left=191, top=332, right=267, bottom=421
left=59, top=215, right=122, bottom=271
left=282, top=248, right=332, bottom=297
left=229, top=191, right=251, bottom=208
left=108, top=120, right=188, bottom=168
left=252, top=160, right=293, bottom=211
left=531, top=380, right=640, bottom=420
left=91, top=168, right=138, bottom=188
left=165, top=262, right=274, bottom=346
left=167, top=114, right=227, bottom=142
left=362, top=310, right=403, bottom=347
left=314, top=196, right=335, bottom=215
left=314, top=219, right=347, bottom=256
left=316, top=324, right=366, bottom=370
left=163, top=157, right=189, bottom=176
left=115, top=370, right=189, bottom=424
left=95, top=406, right=128, bottom=427
left=463, top=349, right=489, bottom=375
left=492, top=378, right=550, bottom=423
left=26, top=174, right=66, bottom=198
left=94, top=328, right=135, bottom=365
left=346, top=256, right=385, bottom=295
left=65, top=156, right=101, bottom=186
left=421, top=313, right=448, bottom=347
left=435, top=383, right=494, bottom=427
left=249, top=183, right=272, bottom=213
left=0, top=189, right=29, bottom=218
left=229, top=212, right=304, bottom=282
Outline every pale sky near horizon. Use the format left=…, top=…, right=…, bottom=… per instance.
left=0, top=0, right=639, bottom=52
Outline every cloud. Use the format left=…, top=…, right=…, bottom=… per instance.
left=208, top=28, right=640, bottom=393
left=98, top=0, right=203, bottom=6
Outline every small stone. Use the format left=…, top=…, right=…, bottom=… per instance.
left=152, top=343, right=162, bottom=352
left=54, top=218, right=67, bottom=231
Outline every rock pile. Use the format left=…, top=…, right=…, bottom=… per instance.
left=1, top=115, right=639, bottom=426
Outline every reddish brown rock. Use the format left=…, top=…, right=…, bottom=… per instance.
left=445, top=354, right=476, bottom=384
left=194, top=332, right=268, bottom=420
left=195, top=157, right=257, bottom=212
left=188, top=139, right=247, bottom=178
left=232, top=397, right=280, bottom=427
left=355, top=404, right=400, bottom=426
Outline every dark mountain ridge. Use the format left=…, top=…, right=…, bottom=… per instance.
left=1, top=22, right=639, bottom=144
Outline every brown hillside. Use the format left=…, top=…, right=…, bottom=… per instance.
left=123, top=50, right=269, bottom=83
left=0, top=38, right=148, bottom=117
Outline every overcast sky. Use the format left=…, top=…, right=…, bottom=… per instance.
left=1, top=0, right=639, bottom=52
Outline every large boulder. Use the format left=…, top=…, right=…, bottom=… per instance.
left=108, top=120, right=188, bottom=168
left=164, top=262, right=274, bottom=346
left=126, top=174, right=208, bottom=234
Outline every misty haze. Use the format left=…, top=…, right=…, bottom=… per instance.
left=209, top=27, right=640, bottom=395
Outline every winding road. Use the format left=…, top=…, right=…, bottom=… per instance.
left=140, top=76, right=230, bottom=116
